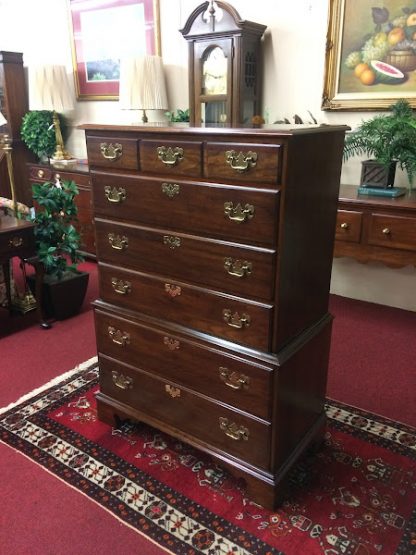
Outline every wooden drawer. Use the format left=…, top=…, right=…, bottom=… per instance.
left=86, top=136, right=139, bottom=171
left=335, top=210, right=362, bottom=243
left=29, top=166, right=53, bottom=181
left=95, top=219, right=275, bottom=301
left=0, top=225, right=35, bottom=261
left=368, top=213, right=416, bottom=251
left=91, top=172, right=279, bottom=247
left=94, top=309, right=274, bottom=419
left=204, top=142, right=281, bottom=185
left=140, top=139, right=202, bottom=178
left=99, top=263, right=273, bottom=350
left=99, top=355, right=271, bottom=469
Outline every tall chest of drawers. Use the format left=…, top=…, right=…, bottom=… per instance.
left=82, top=124, right=347, bottom=508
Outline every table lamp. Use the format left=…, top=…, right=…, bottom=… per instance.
left=30, top=64, right=76, bottom=166
left=119, top=55, right=168, bottom=123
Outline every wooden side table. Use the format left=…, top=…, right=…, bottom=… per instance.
left=335, top=184, right=416, bottom=267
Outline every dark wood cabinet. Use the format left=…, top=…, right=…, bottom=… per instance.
left=335, top=184, right=416, bottom=267
left=0, top=51, right=33, bottom=206
left=27, top=162, right=95, bottom=259
left=180, top=2, right=266, bottom=126
left=82, top=123, right=347, bottom=508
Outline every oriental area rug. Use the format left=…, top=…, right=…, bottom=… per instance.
left=1, top=359, right=415, bottom=555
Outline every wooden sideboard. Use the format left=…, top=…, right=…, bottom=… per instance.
left=27, top=162, right=95, bottom=259
left=335, top=184, right=416, bottom=267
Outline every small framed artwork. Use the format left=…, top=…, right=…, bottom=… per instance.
left=322, top=0, right=416, bottom=110
left=68, top=0, right=160, bottom=100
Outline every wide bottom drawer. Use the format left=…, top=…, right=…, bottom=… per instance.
left=99, top=354, right=271, bottom=470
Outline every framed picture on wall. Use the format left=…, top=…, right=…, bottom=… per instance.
left=322, top=0, right=416, bottom=110
left=68, top=0, right=160, bottom=100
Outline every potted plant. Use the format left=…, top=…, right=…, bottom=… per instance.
left=165, top=108, right=190, bottom=122
left=343, top=99, right=416, bottom=188
left=28, top=179, right=89, bottom=319
left=21, top=110, right=65, bottom=162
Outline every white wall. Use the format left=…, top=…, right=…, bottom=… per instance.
left=1, top=0, right=415, bottom=310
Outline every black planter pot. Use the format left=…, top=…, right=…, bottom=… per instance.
left=360, top=160, right=397, bottom=188
left=28, top=271, right=89, bottom=320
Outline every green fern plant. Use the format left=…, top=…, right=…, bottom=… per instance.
left=343, top=99, right=416, bottom=185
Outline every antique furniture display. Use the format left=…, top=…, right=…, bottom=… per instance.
left=27, top=162, right=95, bottom=259
left=0, top=51, right=32, bottom=206
left=82, top=122, right=347, bottom=508
left=335, top=184, right=416, bottom=267
left=180, top=1, right=266, bottom=126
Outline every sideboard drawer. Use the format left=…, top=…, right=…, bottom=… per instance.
left=204, top=142, right=282, bottom=185
left=140, top=139, right=202, bottom=177
left=335, top=210, right=362, bottom=243
left=86, top=136, right=139, bottom=170
left=368, top=213, right=416, bottom=252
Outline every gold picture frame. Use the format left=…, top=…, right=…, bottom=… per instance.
left=322, top=0, right=416, bottom=111
left=68, top=0, right=161, bottom=100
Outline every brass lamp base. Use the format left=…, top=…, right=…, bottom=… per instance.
left=51, top=111, right=77, bottom=167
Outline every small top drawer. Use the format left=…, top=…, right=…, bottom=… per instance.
left=335, top=210, right=362, bottom=243
left=86, top=136, right=139, bottom=170
left=204, top=142, right=282, bottom=185
left=29, top=166, right=52, bottom=181
left=368, top=213, right=416, bottom=251
left=140, top=139, right=202, bottom=177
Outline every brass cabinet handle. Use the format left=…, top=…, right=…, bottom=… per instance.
left=340, top=222, right=349, bottom=230
left=100, top=142, right=123, bottom=161
left=163, top=336, right=180, bottom=350
left=9, top=237, right=23, bottom=248
left=104, top=186, right=126, bottom=203
left=224, top=202, right=255, bottom=223
left=163, top=235, right=181, bottom=249
left=225, top=150, right=257, bottom=172
left=224, top=257, right=252, bottom=278
left=219, top=367, right=250, bottom=390
left=111, top=277, right=131, bottom=295
left=222, top=309, right=251, bottom=329
left=37, top=169, right=45, bottom=178
left=108, top=233, right=128, bottom=250
left=219, top=417, right=249, bottom=441
left=108, top=326, right=130, bottom=346
left=164, top=283, right=182, bottom=298
left=161, top=182, right=180, bottom=198
left=165, top=384, right=181, bottom=398
left=382, top=227, right=391, bottom=235
left=112, top=370, right=133, bottom=390
left=157, top=146, right=184, bottom=166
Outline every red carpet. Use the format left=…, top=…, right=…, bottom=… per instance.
left=1, top=359, right=415, bottom=555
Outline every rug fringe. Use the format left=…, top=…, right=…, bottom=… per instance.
left=0, top=356, right=98, bottom=415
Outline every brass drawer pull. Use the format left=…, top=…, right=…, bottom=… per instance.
left=111, top=277, right=131, bottom=295
left=219, top=367, right=250, bottom=390
left=37, top=169, right=45, bottom=178
left=108, top=326, right=130, bottom=347
left=382, top=227, right=391, bottom=235
left=108, top=233, right=128, bottom=250
left=224, top=257, right=252, bottom=278
left=340, top=222, right=349, bottom=230
left=161, top=182, right=180, bottom=198
left=165, top=283, right=182, bottom=298
left=157, top=146, right=184, bottom=166
left=100, top=142, right=123, bottom=161
left=222, top=309, right=251, bottom=329
left=9, top=237, right=23, bottom=248
left=224, top=202, right=255, bottom=223
left=163, top=235, right=181, bottom=249
left=225, top=150, right=257, bottom=172
left=219, top=417, right=249, bottom=441
left=112, top=370, right=133, bottom=390
left=163, top=336, right=180, bottom=350
left=104, top=186, right=126, bottom=203
left=165, top=384, right=181, bottom=398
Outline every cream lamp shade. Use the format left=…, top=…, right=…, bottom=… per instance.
left=0, top=111, right=7, bottom=126
left=29, top=64, right=75, bottom=164
left=119, top=55, right=168, bottom=123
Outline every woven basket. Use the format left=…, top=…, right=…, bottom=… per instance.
left=386, top=50, right=416, bottom=72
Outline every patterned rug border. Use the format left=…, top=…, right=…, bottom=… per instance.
left=1, top=359, right=415, bottom=555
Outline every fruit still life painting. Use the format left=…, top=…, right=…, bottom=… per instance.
left=340, top=1, right=416, bottom=93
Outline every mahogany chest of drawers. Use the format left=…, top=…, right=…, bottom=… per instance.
left=82, top=123, right=347, bottom=508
